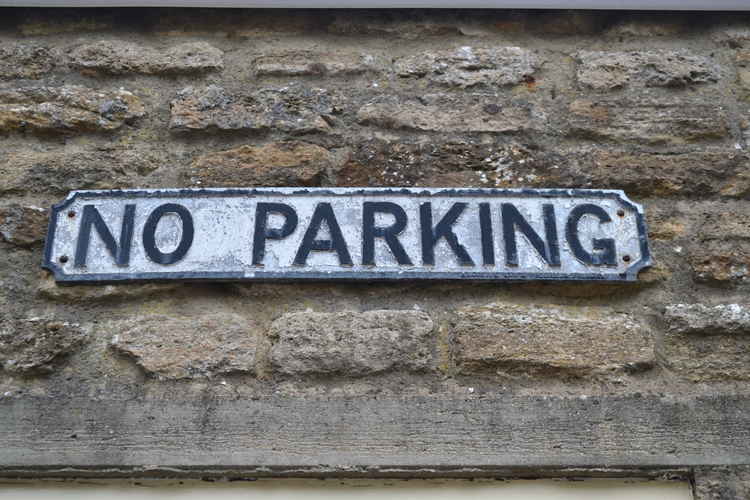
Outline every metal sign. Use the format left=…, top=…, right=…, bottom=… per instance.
left=43, top=188, right=651, bottom=283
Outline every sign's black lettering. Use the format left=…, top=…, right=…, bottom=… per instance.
left=362, top=201, right=412, bottom=266
left=293, top=202, right=353, bottom=266
left=142, top=203, right=194, bottom=265
left=566, top=204, right=616, bottom=266
left=74, top=204, right=135, bottom=268
left=253, top=202, right=298, bottom=266
left=420, top=202, right=474, bottom=267
left=501, top=203, right=560, bottom=268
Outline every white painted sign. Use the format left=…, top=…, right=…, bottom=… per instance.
left=43, top=188, right=651, bottom=283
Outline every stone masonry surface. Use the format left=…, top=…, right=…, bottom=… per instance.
left=0, top=8, right=748, bottom=492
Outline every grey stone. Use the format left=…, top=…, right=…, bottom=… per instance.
left=0, top=148, right=162, bottom=195
left=665, top=304, right=750, bottom=336
left=189, top=141, right=335, bottom=187
left=658, top=330, right=750, bottom=381
left=567, top=98, right=730, bottom=145
left=0, top=205, right=47, bottom=247
left=110, top=314, right=258, bottom=379
left=170, top=85, right=335, bottom=134
left=511, top=150, right=750, bottom=198
left=577, top=50, right=720, bottom=90
left=69, top=40, right=223, bottom=75
left=694, top=466, right=750, bottom=500
left=0, top=43, right=59, bottom=80
left=327, top=12, right=460, bottom=39
left=0, top=317, right=86, bottom=374
left=38, top=274, right=181, bottom=302
left=357, top=94, right=542, bottom=133
left=0, top=85, right=145, bottom=134
left=269, top=310, right=434, bottom=376
left=691, top=244, right=750, bottom=284
left=395, top=46, right=540, bottom=88
left=254, top=51, right=380, bottom=76
left=452, top=303, right=654, bottom=377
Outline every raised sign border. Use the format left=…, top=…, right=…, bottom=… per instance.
left=42, top=187, right=652, bottom=284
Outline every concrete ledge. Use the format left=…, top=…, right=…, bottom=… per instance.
left=0, top=394, right=748, bottom=477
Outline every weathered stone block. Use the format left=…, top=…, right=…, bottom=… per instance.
left=269, top=310, right=434, bottom=376
left=110, top=314, right=258, bottom=379
left=335, top=140, right=552, bottom=188
left=170, top=85, right=334, bottom=134
left=0, top=44, right=59, bottom=80
left=254, top=51, right=380, bottom=76
left=38, top=274, right=180, bottom=302
left=689, top=240, right=750, bottom=284
left=189, top=142, right=334, bottom=187
left=452, top=303, right=654, bottom=377
left=357, top=95, right=542, bottom=133
left=0, top=86, right=144, bottom=134
left=688, top=207, right=750, bottom=284
left=327, top=12, right=460, bottom=39
left=0, top=205, right=47, bottom=247
left=395, top=46, right=540, bottom=88
left=574, top=150, right=748, bottom=197
left=577, top=50, right=720, bottom=90
left=694, top=466, right=750, bottom=500
left=154, top=10, right=327, bottom=37
left=567, top=98, right=730, bottom=144
left=659, top=304, right=750, bottom=381
left=665, top=304, right=750, bottom=336
left=0, top=148, right=162, bottom=195
left=69, top=40, right=223, bottom=75
left=0, top=317, right=85, bottom=374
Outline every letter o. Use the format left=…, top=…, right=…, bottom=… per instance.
left=142, top=203, right=194, bottom=265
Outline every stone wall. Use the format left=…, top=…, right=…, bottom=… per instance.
left=0, top=8, right=749, bottom=499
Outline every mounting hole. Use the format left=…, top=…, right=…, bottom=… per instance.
left=622, top=255, right=631, bottom=263
left=59, top=255, right=69, bottom=264
left=67, top=210, right=76, bottom=218
left=617, top=209, right=625, bottom=217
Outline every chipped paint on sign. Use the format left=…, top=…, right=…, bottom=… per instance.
left=43, top=188, right=651, bottom=283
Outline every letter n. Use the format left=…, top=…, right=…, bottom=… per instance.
left=74, top=204, right=136, bottom=268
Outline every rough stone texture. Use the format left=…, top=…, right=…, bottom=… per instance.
left=665, top=304, right=750, bottom=336
left=556, top=150, right=748, bottom=197
left=37, top=274, right=180, bottom=302
left=269, top=310, right=434, bottom=376
left=0, top=7, right=750, bottom=482
left=567, top=99, right=730, bottom=144
left=688, top=209, right=750, bottom=285
left=658, top=319, right=750, bottom=382
left=358, top=95, right=542, bottom=133
left=0, top=317, right=85, bottom=374
left=0, top=205, right=47, bottom=248
left=0, top=44, right=59, bottom=80
left=189, top=142, right=335, bottom=187
left=576, top=50, right=720, bottom=90
left=689, top=240, right=750, bottom=284
left=170, top=85, right=335, bottom=133
left=253, top=51, right=380, bottom=76
left=69, top=40, right=223, bottom=75
left=336, top=139, right=553, bottom=188
left=452, top=303, right=654, bottom=377
left=110, top=314, right=258, bottom=379
left=0, top=148, right=162, bottom=194
left=0, top=86, right=144, bottom=134
left=694, top=466, right=750, bottom=500
left=394, top=46, right=540, bottom=88
left=327, top=11, right=461, bottom=39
